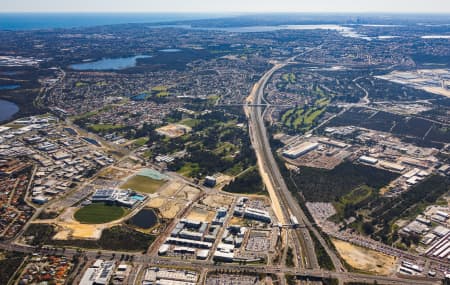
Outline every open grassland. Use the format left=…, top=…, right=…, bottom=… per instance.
left=332, top=185, right=374, bottom=221
left=74, top=203, right=128, bottom=224
left=177, top=162, right=201, bottom=177
left=88, top=123, right=124, bottom=133
left=179, top=118, right=200, bottom=128
left=120, top=175, right=166, bottom=194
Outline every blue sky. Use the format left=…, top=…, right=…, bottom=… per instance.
left=2, top=0, right=450, bottom=13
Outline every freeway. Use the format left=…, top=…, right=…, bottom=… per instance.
left=244, top=53, right=346, bottom=273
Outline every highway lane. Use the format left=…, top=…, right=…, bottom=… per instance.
left=244, top=52, right=346, bottom=273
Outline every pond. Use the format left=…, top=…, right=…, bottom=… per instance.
left=129, top=208, right=158, bottom=229
left=0, top=84, right=20, bottom=90
left=159, top=48, right=182, bottom=53
left=0, top=99, right=19, bottom=122
left=69, top=55, right=152, bottom=71
left=82, top=137, right=101, bottom=147
left=64, top=127, right=78, bottom=136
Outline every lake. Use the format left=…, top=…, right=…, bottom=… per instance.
left=0, top=99, right=19, bottom=122
left=159, top=49, right=182, bottom=53
left=0, top=84, right=20, bottom=90
left=153, top=24, right=372, bottom=40
left=69, top=55, right=152, bottom=71
left=129, top=208, right=158, bottom=229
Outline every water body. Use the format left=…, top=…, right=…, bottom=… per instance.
left=82, top=137, right=101, bottom=147
left=69, top=55, right=151, bottom=71
left=154, top=24, right=373, bottom=40
left=421, top=35, right=450, bottom=39
left=129, top=208, right=158, bottom=229
left=0, top=71, right=20, bottom=76
left=0, top=84, right=20, bottom=90
left=64, top=127, right=78, bottom=136
left=159, top=49, right=182, bottom=53
left=0, top=13, right=225, bottom=30
left=0, top=99, right=19, bottom=122
left=131, top=93, right=149, bottom=101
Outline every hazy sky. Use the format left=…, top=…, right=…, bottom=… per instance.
left=2, top=0, right=450, bottom=13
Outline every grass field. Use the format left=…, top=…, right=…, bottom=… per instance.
left=179, top=118, right=200, bottom=128
left=74, top=203, right=128, bottom=224
left=333, top=185, right=374, bottom=220
left=282, top=73, right=296, bottom=84
left=120, top=175, right=166, bottom=194
left=133, top=137, right=149, bottom=147
left=88, top=123, right=124, bottom=133
left=177, top=162, right=201, bottom=177
left=151, top=85, right=168, bottom=92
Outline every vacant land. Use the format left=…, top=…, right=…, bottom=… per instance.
left=333, top=239, right=396, bottom=275
left=223, top=167, right=266, bottom=195
left=88, top=123, right=124, bottom=133
left=333, top=185, right=375, bottom=221
left=290, top=162, right=398, bottom=202
left=74, top=203, right=128, bottom=224
left=120, top=175, right=166, bottom=194
left=24, top=224, right=154, bottom=251
left=185, top=207, right=215, bottom=223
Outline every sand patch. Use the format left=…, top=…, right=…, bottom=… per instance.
left=175, top=185, right=201, bottom=201
left=333, top=239, right=396, bottom=275
left=147, top=197, right=166, bottom=208
left=53, top=223, right=102, bottom=240
left=202, top=194, right=234, bottom=208
left=158, top=200, right=184, bottom=219
left=185, top=206, right=215, bottom=223
left=156, top=124, right=191, bottom=138
left=214, top=174, right=233, bottom=189
left=159, top=181, right=183, bottom=197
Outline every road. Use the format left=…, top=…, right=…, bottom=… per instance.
left=0, top=242, right=441, bottom=285
left=244, top=52, right=347, bottom=273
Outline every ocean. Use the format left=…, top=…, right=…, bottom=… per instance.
left=0, top=13, right=224, bottom=30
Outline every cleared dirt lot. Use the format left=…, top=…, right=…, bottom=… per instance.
left=148, top=198, right=184, bottom=219
left=185, top=206, right=215, bottom=223
left=175, top=185, right=201, bottom=201
left=201, top=194, right=234, bottom=208
left=333, top=239, right=396, bottom=275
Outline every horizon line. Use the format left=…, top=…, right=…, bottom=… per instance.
left=2, top=11, right=450, bottom=15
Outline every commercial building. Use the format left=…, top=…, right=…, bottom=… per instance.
left=358, top=155, right=378, bottom=165
left=379, top=161, right=405, bottom=172
left=283, top=142, right=319, bottom=159
left=142, top=268, right=198, bottom=285
left=90, top=189, right=145, bottom=208
left=79, top=260, right=115, bottom=285
left=243, top=207, right=271, bottom=223
left=196, top=249, right=209, bottom=260
left=203, top=176, right=217, bottom=187
left=179, top=230, right=203, bottom=241
left=166, top=237, right=212, bottom=249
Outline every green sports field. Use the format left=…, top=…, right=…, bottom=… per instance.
left=74, top=203, right=129, bottom=224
